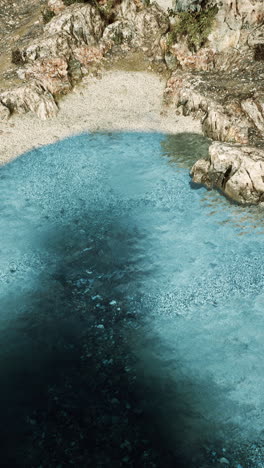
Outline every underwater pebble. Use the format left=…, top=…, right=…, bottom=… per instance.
left=96, top=324, right=104, bottom=329
left=219, top=457, right=230, bottom=465
left=9, top=262, right=17, bottom=273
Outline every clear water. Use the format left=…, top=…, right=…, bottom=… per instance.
left=1, top=131, right=264, bottom=467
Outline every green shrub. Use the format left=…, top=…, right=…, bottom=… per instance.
left=167, top=5, right=218, bottom=51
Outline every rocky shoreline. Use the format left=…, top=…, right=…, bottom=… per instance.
left=0, top=0, right=264, bottom=204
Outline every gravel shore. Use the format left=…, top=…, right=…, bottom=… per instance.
left=0, top=69, right=201, bottom=165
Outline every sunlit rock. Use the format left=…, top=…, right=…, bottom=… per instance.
left=47, top=0, right=66, bottom=15
left=104, top=0, right=169, bottom=52
left=165, top=72, right=250, bottom=144
left=0, top=81, right=58, bottom=119
left=20, top=57, right=72, bottom=97
left=191, top=142, right=264, bottom=204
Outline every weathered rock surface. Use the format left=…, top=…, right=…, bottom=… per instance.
left=163, top=0, right=264, bottom=203
left=0, top=0, right=170, bottom=120
left=0, top=101, right=10, bottom=120
left=18, top=57, right=72, bottom=97
left=103, top=0, right=169, bottom=53
left=0, top=81, right=58, bottom=119
left=164, top=70, right=264, bottom=145
left=20, top=3, right=106, bottom=63
left=191, top=142, right=264, bottom=204
left=47, top=0, right=66, bottom=15
left=170, top=0, right=264, bottom=54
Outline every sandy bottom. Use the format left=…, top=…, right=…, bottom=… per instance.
left=0, top=70, right=201, bottom=165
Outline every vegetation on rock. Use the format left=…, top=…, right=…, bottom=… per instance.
left=42, top=8, right=56, bottom=24
left=167, top=5, right=218, bottom=51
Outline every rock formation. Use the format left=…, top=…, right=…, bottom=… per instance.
left=0, top=0, right=169, bottom=120
left=164, top=0, right=264, bottom=204
left=191, top=142, right=264, bottom=204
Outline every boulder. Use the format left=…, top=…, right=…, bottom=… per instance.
left=0, top=82, right=58, bottom=119
left=103, top=1, right=169, bottom=52
left=20, top=3, right=106, bottom=63
left=191, top=142, right=264, bottom=204
left=45, top=3, right=105, bottom=45
left=19, top=57, right=72, bottom=97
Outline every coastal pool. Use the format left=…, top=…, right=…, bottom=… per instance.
left=1, top=132, right=264, bottom=467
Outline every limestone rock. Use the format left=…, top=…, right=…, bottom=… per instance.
left=73, top=45, right=105, bottom=67
left=20, top=4, right=106, bottom=63
left=20, top=57, right=72, bottom=97
left=206, top=0, right=264, bottom=52
left=45, top=4, right=105, bottom=44
left=104, top=1, right=169, bottom=52
left=165, top=72, right=250, bottom=144
left=241, top=97, right=264, bottom=134
left=0, top=82, right=58, bottom=119
left=20, top=33, right=72, bottom=62
left=167, top=43, right=216, bottom=71
left=102, top=20, right=134, bottom=46
left=47, top=0, right=65, bottom=15
left=0, top=102, right=10, bottom=120
left=191, top=142, right=264, bottom=204
left=166, top=0, right=264, bottom=69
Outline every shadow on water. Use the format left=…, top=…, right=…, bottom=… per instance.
left=160, top=132, right=211, bottom=169
left=0, top=131, right=263, bottom=467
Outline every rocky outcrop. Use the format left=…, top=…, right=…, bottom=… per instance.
left=103, top=0, right=169, bottom=53
left=20, top=3, right=106, bottom=63
left=0, top=0, right=169, bottom=120
left=164, top=70, right=262, bottom=145
left=163, top=0, right=264, bottom=204
left=208, top=0, right=264, bottom=52
left=191, top=142, right=264, bottom=204
left=170, top=0, right=264, bottom=56
left=47, top=0, right=65, bottom=15
left=18, top=57, right=72, bottom=97
left=0, top=82, right=58, bottom=119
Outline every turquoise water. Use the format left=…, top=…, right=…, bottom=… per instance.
left=1, top=132, right=264, bottom=467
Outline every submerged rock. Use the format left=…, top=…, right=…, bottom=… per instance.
left=191, top=142, right=264, bottom=205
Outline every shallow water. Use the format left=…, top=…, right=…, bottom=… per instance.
left=1, top=131, right=264, bottom=467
